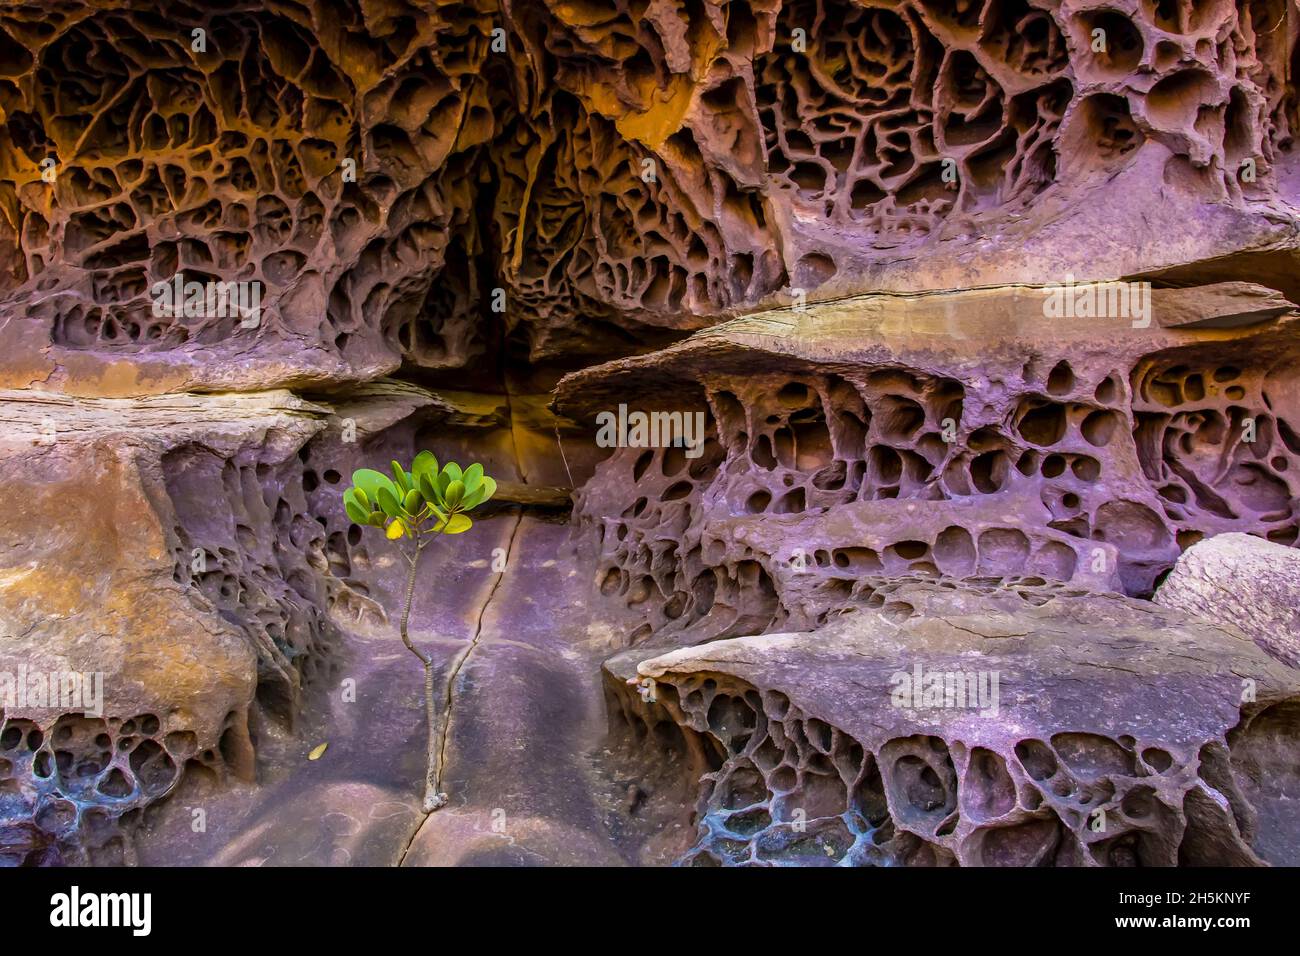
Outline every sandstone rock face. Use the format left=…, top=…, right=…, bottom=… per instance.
left=1, top=0, right=1299, bottom=869
left=559, top=282, right=1300, bottom=866
left=614, top=581, right=1300, bottom=866
left=1156, top=531, right=1300, bottom=669
left=0, top=392, right=311, bottom=864
left=2, top=0, right=1299, bottom=393
left=0, top=383, right=575, bottom=864
left=560, top=283, right=1300, bottom=645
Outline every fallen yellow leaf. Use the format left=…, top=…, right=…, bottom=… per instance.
left=308, top=742, right=328, bottom=760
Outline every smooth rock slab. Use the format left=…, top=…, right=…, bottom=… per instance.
left=1155, top=532, right=1300, bottom=670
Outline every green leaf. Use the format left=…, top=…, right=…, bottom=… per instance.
left=444, top=479, right=465, bottom=510
left=463, top=475, right=496, bottom=510
left=440, top=513, right=472, bottom=534
left=391, top=460, right=411, bottom=493
left=411, top=450, right=439, bottom=484
left=377, top=484, right=403, bottom=518
left=344, top=497, right=369, bottom=525
left=443, top=461, right=463, bottom=483
left=368, top=511, right=387, bottom=527
left=352, top=487, right=370, bottom=510
left=403, top=487, right=422, bottom=513
left=353, top=469, right=396, bottom=503
left=418, top=472, right=442, bottom=507
left=461, top=462, right=484, bottom=495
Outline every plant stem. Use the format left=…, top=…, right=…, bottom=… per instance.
left=397, top=541, right=446, bottom=813
left=398, top=544, right=429, bottom=666
left=397, top=512, right=458, bottom=813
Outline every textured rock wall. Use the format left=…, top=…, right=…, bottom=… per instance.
left=560, top=283, right=1300, bottom=866
left=0, top=383, right=573, bottom=864
left=560, top=284, right=1300, bottom=645
left=610, top=581, right=1300, bottom=866
left=2, top=0, right=1298, bottom=394
left=1, top=0, right=1299, bottom=867
left=0, top=392, right=299, bottom=864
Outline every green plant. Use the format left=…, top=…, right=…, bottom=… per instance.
left=343, top=451, right=496, bottom=812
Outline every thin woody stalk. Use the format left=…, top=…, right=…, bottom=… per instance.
left=343, top=455, right=495, bottom=814
left=397, top=521, right=450, bottom=813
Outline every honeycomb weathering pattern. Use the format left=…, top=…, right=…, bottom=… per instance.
left=611, top=581, right=1300, bottom=867
left=0, top=0, right=1299, bottom=868
left=0, top=0, right=498, bottom=386
left=560, top=285, right=1300, bottom=646
left=0, top=384, right=534, bottom=864
left=1, top=0, right=1298, bottom=389
left=0, top=393, right=297, bottom=865
left=563, top=284, right=1300, bottom=865
left=0, top=711, right=249, bottom=866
